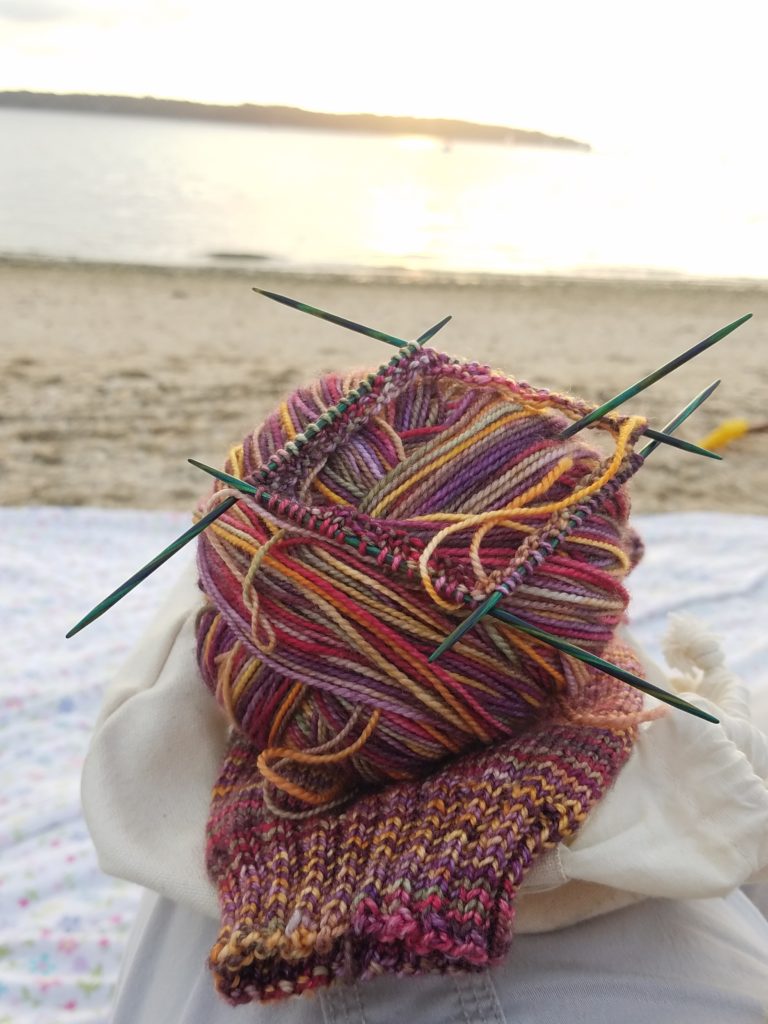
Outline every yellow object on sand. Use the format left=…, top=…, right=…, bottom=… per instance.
left=697, top=418, right=750, bottom=451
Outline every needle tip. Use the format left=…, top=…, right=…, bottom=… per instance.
left=416, top=314, right=453, bottom=346
left=252, top=286, right=279, bottom=300
left=675, top=702, right=719, bottom=724
left=66, top=613, right=94, bottom=638
left=428, top=635, right=455, bottom=662
left=252, top=286, right=284, bottom=301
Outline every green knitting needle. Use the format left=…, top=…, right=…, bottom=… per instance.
left=187, top=459, right=717, bottom=723
left=65, top=495, right=238, bottom=638
left=489, top=607, right=718, bottom=724
left=252, top=295, right=708, bottom=457
left=280, top=287, right=716, bottom=460
left=416, top=315, right=453, bottom=345
left=66, top=333, right=432, bottom=639
left=188, top=459, right=388, bottom=559
left=640, top=428, right=720, bottom=460
left=560, top=314, right=751, bottom=438
left=639, top=379, right=721, bottom=457
left=429, top=380, right=723, bottom=662
left=253, top=286, right=451, bottom=348
left=188, top=460, right=263, bottom=496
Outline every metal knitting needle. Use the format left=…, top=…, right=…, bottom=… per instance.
left=188, top=461, right=716, bottom=722
left=429, top=381, right=723, bottom=662
left=489, top=607, right=718, bottom=723
left=65, top=495, right=238, bottom=638
left=559, top=313, right=751, bottom=438
left=253, top=286, right=451, bottom=349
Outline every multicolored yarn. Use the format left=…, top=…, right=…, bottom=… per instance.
left=207, top=670, right=641, bottom=1003
left=195, top=343, right=653, bottom=1002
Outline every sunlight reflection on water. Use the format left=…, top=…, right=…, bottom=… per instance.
left=1, top=108, right=766, bottom=281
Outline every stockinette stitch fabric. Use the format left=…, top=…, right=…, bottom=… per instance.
left=194, top=342, right=653, bottom=1004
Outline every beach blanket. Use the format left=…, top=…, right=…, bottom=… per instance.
left=1, top=507, right=766, bottom=1024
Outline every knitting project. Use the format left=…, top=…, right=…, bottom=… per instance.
left=195, top=343, right=651, bottom=1003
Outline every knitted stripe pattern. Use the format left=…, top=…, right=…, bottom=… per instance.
left=196, top=344, right=649, bottom=1002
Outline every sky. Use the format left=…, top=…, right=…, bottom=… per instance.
left=2, top=0, right=767, bottom=155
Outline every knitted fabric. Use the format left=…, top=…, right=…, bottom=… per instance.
left=207, top=660, right=641, bottom=1003
left=196, top=343, right=649, bottom=1002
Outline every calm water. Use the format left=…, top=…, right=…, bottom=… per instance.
left=1, top=107, right=767, bottom=281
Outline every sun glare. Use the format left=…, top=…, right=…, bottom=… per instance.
left=394, top=136, right=441, bottom=153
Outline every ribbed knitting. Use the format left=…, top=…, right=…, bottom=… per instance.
left=207, top=653, right=641, bottom=1001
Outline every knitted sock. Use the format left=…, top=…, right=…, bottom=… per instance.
left=206, top=654, right=641, bottom=1003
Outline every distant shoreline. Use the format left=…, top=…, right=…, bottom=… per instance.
left=3, top=252, right=766, bottom=293
left=0, top=90, right=590, bottom=151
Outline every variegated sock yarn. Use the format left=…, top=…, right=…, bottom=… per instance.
left=195, top=343, right=651, bottom=1002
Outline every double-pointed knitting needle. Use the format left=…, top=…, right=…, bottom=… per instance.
left=188, top=459, right=388, bottom=559
left=416, top=315, right=453, bottom=345
left=253, top=295, right=709, bottom=455
left=640, top=428, right=719, bottom=460
left=488, top=607, right=718, bottom=723
left=65, top=495, right=238, bottom=638
left=289, top=285, right=718, bottom=459
left=253, top=286, right=451, bottom=348
left=66, top=306, right=450, bottom=638
left=560, top=314, right=751, bottom=438
left=188, top=460, right=263, bottom=497
left=188, top=461, right=716, bottom=722
left=428, top=380, right=723, bottom=663
left=638, top=379, right=721, bottom=458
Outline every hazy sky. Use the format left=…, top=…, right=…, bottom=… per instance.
left=2, top=0, right=766, bottom=154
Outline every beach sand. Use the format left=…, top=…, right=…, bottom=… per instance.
left=2, top=259, right=766, bottom=514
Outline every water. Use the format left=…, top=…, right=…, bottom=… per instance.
left=1, top=107, right=767, bottom=281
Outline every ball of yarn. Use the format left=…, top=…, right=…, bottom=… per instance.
left=196, top=345, right=646, bottom=812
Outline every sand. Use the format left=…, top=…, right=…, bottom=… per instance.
left=2, top=259, right=767, bottom=514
